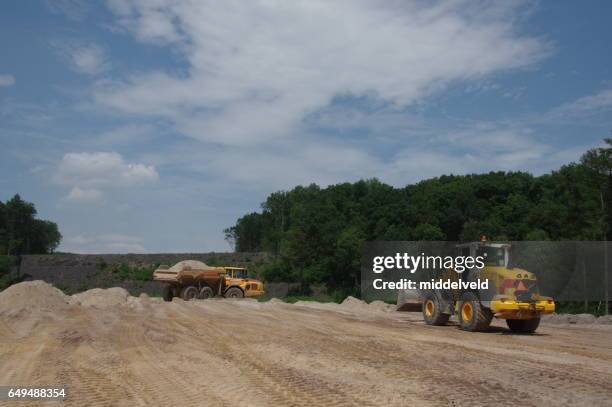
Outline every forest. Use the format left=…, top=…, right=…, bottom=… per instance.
left=225, top=141, right=612, bottom=292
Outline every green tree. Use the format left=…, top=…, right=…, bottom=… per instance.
left=411, top=223, right=445, bottom=240
left=332, top=226, right=365, bottom=288
left=4, top=195, right=36, bottom=255
left=0, top=195, right=61, bottom=255
left=224, top=212, right=264, bottom=252
left=580, top=138, right=612, bottom=315
left=30, top=220, right=61, bottom=254
left=580, top=138, right=612, bottom=239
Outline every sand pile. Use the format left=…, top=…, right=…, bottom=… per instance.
left=0, top=280, right=71, bottom=316
left=339, top=296, right=395, bottom=312
left=292, top=296, right=396, bottom=315
left=0, top=282, right=163, bottom=316
left=340, top=296, right=365, bottom=308
left=126, top=294, right=148, bottom=311
left=70, top=287, right=130, bottom=308
left=367, top=300, right=396, bottom=312
left=168, top=260, right=214, bottom=272
left=542, top=313, right=612, bottom=325
left=595, top=315, right=612, bottom=325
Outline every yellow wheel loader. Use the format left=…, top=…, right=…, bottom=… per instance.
left=398, top=240, right=555, bottom=333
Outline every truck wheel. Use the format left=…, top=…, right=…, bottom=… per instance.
left=162, top=285, right=174, bottom=302
left=506, top=317, right=540, bottom=333
left=199, top=286, right=214, bottom=299
left=225, top=287, right=244, bottom=298
left=458, top=292, right=492, bottom=332
left=422, top=292, right=450, bottom=326
left=180, top=286, right=199, bottom=301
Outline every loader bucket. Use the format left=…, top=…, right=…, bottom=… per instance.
left=396, top=289, right=422, bottom=311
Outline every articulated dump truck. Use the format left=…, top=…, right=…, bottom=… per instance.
left=397, top=240, right=555, bottom=333
left=154, top=260, right=265, bottom=302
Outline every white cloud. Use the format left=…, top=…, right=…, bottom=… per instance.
left=158, top=119, right=580, bottom=191
left=66, top=186, right=103, bottom=203
left=106, top=0, right=183, bottom=43
left=53, top=42, right=109, bottom=75
left=0, top=74, right=15, bottom=87
left=72, top=45, right=109, bottom=75
left=96, top=0, right=549, bottom=145
left=55, top=152, right=158, bottom=200
left=383, top=120, right=591, bottom=182
left=203, top=142, right=381, bottom=188
left=384, top=150, right=472, bottom=183
left=547, top=88, right=612, bottom=119
left=63, top=233, right=146, bottom=253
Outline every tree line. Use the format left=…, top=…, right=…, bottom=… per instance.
left=0, top=194, right=62, bottom=255
left=225, top=140, right=612, bottom=291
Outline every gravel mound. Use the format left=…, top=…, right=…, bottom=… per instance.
left=0, top=280, right=71, bottom=316
left=70, top=287, right=130, bottom=308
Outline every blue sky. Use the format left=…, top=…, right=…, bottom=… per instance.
left=1, top=0, right=611, bottom=253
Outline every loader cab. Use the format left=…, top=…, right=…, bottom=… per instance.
left=476, top=243, right=510, bottom=268
left=456, top=242, right=510, bottom=269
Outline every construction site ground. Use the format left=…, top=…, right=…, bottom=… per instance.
left=1, top=281, right=611, bottom=406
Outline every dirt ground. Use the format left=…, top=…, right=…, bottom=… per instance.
left=1, top=282, right=612, bottom=406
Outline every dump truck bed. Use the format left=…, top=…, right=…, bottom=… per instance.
left=153, top=267, right=225, bottom=283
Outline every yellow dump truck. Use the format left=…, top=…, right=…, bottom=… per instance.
left=154, top=260, right=265, bottom=301
left=397, top=240, right=555, bottom=333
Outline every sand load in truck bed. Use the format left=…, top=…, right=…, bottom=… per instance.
left=153, top=260, right=224, bottom=282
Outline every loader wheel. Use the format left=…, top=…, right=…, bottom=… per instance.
left=506, top=317, right=540, bottom=334
left=199, top=286, right=214, bottom=299
left=180, top=286, right=199, bottom=301
left=422, top=292, right=450, bottom=326
left=224, top=287, right=244, bottom=298
left=162, top=285, right=174, bottom=302
left=458, top=292, right=492, bottom=332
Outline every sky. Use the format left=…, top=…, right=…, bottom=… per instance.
left=1, top=0, right=611, bottom=253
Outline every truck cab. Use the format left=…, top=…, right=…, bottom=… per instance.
left=222, top=267, right=265, bottom=298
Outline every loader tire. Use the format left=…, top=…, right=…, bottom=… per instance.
left=162, top=285, right=174, bottom=302
left=180, top=286, right=199, bottom=301
left=422, top=292, right=450, bottom=326
left=506, top=317, right=540, bottom=334
left=458, top=292, right=492, bottom=332
left=224, top=287, right=244, bottom=298
left=199, top=286, right=214, bottom=299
